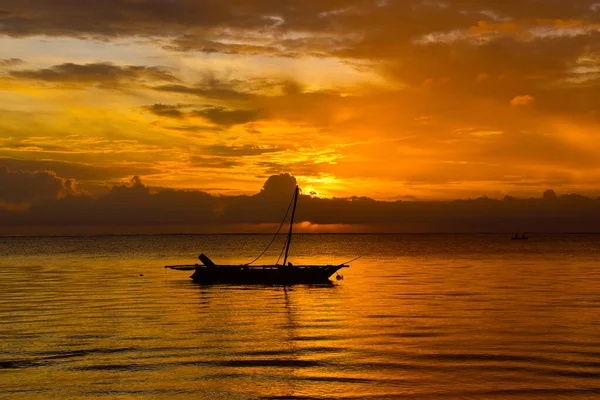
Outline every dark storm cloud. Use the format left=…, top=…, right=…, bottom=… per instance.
left=2, top=173, right=600, bottom=233
left=10, top=62, right=178, bottom=86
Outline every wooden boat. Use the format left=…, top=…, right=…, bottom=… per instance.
left=165, top=185, right=350, bottom=284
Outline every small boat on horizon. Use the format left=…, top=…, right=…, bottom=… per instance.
left=165, top=185, right=351, bottom=284
left=512, top=233, right=529, bottom=240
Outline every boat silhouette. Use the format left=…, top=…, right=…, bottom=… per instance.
left=165, top=185, right=350, bottom=284
left=512, top=233, right=529, bottom=240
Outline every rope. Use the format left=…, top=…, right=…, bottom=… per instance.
left=276, top=236, right=288, bottom=265
left=245, top=190, right=296, bottom=266
left=339, top=255, right=362, bottom=265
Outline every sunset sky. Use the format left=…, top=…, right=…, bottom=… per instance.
left=1, top=0, right=600, bottom=202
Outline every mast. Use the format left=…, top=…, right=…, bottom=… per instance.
left=283, top=185, right=299, bottom=266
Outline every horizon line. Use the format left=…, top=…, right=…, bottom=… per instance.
left=2, top=232, right=600, bottom=238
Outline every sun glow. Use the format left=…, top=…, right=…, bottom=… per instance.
left=1, top=0, right=600, bottom=207
left=302, top=186, right=319, bottom=197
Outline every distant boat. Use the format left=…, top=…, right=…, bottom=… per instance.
left=512, top=233, right=529, bottom=240
left=165, top=185, right=350, bottom=284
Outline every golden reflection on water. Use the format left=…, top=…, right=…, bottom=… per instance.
left=1, top=234, right=600, bottom=398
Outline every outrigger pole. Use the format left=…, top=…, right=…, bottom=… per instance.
left=283, top=185, right=299, bottom=266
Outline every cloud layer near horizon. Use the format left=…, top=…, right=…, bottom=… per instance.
left=1, top=172, right=599, bottom=235
left=1, top=0, right=600, bottom=204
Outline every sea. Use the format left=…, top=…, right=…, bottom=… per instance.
left=1, top=234, right=599, bottom=399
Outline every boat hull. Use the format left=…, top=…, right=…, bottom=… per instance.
left=189, top=264, right=347, bottom=284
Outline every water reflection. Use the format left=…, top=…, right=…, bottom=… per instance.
left=1, top=234, right=600, bottom=398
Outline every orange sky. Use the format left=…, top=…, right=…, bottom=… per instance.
left=1, top=0, right=600, bottom=201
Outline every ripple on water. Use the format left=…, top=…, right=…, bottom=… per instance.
left=2, top=234, right=600, bottom=398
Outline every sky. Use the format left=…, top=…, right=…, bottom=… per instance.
left=1, top=1, right=600, bottom=233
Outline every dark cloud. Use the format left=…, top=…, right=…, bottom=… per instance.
left=152, top=80, right=347, bottom=128
left=153, top=84, right=254, bottom=101
left=143, top=104, right=185, bottom=119
left=161, top=123, right=225, bottom=133
left=2, top=1, right=600, bottom=205
left=0, top=158, right=161, bottom=181
left=256, top=160, right=334, bottom=178
left=10, top=62, right=178, bottom=86
left=0, top=166, right=78, bottom=205
left=107, top=175, right=149, bottom=198
left=259, top=173, right=297, bottom=198
left=0, top=0, right=599, bottom=90
left=164, top=37, right=283, bottom=55
left=193, top=106, right=261, bottom=126
left=204, top=144, right=282, bottom=157
left=2, top=173, right=600, bottom=233
left=189, top=156, right=243, bottom=169
left=2, top=1, right=598, bottom=40
left=6, top=2, right=593, bottom=125
left=142, top=103, right=262, bottom=126
left=0, top=0, right=234, bottom=38
left=0, top=58, right=24, bottom=67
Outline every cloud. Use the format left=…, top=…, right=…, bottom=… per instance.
left=160, top=123, right=225, bottom=133
left=188, top=156, right=243, bottom=169
left=0, top=158, right=161, bottom=182
left=152, top=79, right=348, bottom=129
left=256, top=159, right=337, bottom=178
left=510, top=95, right=535, bottom=105
left=143, top=104, right=185, bottom=119
left=2, top=173, right=600, bottom=234
left=10, top=62, right=178, bottom=87
left=0, top=166, right=79, bottom=205
left=153, top=84, right=254, bottom=101
left=0, top=58, right=24, bottom=67
left=2, top=1, right=600, bottom=205
left=0, top=1, right=595, bottom=41
left=258, top=173, right=298, bottom=198
left=204, top=144, right=282, bottom=157
left=193, top=107, right=262, bottom=126
left=164, top=37, right=284, bottom=56
left=1, top=1, right=599, bottom=69
left=142, top=104, right=263, bottom=126
left=107, top=175, right=149, bottom=198
left=413, top=19, right=600, bottom=46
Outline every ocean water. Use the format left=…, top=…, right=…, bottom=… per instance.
left=1, top=234, right=599, bottom=399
